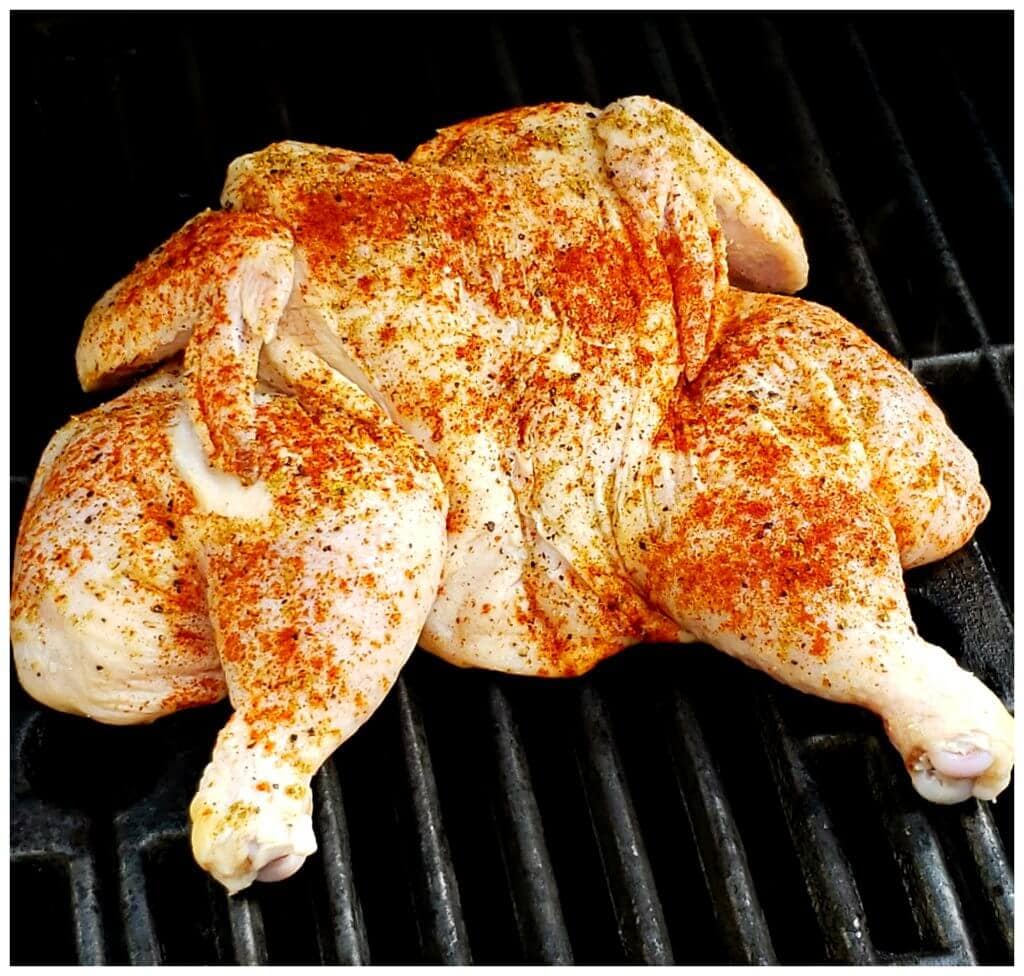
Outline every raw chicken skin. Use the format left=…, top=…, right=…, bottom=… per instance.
left=12, top=367, right=226, bottom=724
left=617, top=287, right=1009, bottom=803
left=14, top=356, right=446, bottom=893
left=720, top=290, right=991, bottom=568
left=11, top=97, right=1012, bottom=894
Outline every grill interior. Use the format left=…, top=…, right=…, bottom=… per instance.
left=11, top=11, right=1013, bottom=965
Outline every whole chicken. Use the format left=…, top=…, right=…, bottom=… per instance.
left=11, top=97, right=1012, bottom=895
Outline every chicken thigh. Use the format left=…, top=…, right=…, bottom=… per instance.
left=12, top=97, right=1012, bottom=895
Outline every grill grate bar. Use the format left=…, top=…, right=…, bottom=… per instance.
left=11, top=847, right=108, bottom=966
left=910, top=344, right=1012, bottom=375
left=912, top=347, right=1013, bottom=419
left=575, top=685, right=674, bottom=964
left=113, top=743, right=201, bottom=965
left=906, top=541, right=1014, bottom=706
left=987, top=345, right=1013, bottom=406
left=913, top=344, right=1015, bottom=419
left=567, top=20, right=602, bottom=106
left=664, top=687, right=777, bottom=964
left=177, top=33, right=221, bottom=205
left=864, top=738, right=976, bottom=963
left=845, top=26, right=992, bottom=350
left=880, top=949, right=977, bottom=966
left=672, top=17, right=740, bottom=149
left=912, top=345, right=1014, bottom=421
left=488, top=21, right=525, bottom=107
left=66, top=854, right=108, bottom=965
left=950, top=803, right=1015, bottom=957
left=395, top=677, right=472, bottom=964
left=759, top=694, right=878, bottom=963
left=100, top=49, right=140, bottom=202
left=313, top=760, right=372, bottom=964
left=989, top=351, right=1013, bottom=415
left=117, top=835, right=171, bottom=965
left=640, top=17, right=683, bottom=109
left=758, top=19, right=907, bottom=362
left=226, top=891, right=268, bottom=966
left=946, top=64, right=1011, bottom=206
left=487, top=683, right=574, bottom=964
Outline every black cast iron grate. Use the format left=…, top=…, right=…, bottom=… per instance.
left=11, top=11, right=1013, bottom=965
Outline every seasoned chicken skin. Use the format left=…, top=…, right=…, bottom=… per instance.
left=719, top=291, right=991, bottom=569
left=15, top=349, right=446, bottom=893
left=11, top=97, right=1011, bottom=893
left=12, top=367, right=226, bottom=724
left=211, top=99, right=806, bottom=678
left=618, top=287, right=1008, bottom=803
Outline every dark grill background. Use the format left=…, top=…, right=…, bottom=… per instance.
left=11, top=11, right=1012, bottom=965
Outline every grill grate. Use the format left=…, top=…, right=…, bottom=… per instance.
left=11, top=11, right=1012, bottom=965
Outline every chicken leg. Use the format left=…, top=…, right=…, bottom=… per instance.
left=616, top=288, right=1011, bottom=802
left=188, top=340, right=446, bottom=892
left=14, top=218, right=447, bottom=892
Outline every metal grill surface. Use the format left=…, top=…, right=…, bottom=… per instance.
left=11, top=11, right=1013, bottom=965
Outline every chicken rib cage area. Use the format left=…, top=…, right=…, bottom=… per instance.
left=10, top=11, right=1012, bottom=967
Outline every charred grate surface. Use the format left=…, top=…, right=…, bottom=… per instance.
left=11, top=10, right=1012, bottom=966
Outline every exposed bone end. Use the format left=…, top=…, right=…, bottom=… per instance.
left=911, top=764, right=976, bottom=804
left=911, top=741, right=997, bottom=804
left=190, top=790, right=317, bottom=896
left=871, top=637, right=1013, bottom=804
left=189, top=721, right=318, bottom=895
left=256, top=853, right=307, bottom=884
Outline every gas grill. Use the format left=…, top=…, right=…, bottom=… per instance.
left=11, top=11, right=1013, bottom=965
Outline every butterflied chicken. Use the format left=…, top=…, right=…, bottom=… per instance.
left=12, top=97, right=1012, bottom=895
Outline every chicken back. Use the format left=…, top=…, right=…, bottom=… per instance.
left=11, top=97, right=1012, bottom=894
